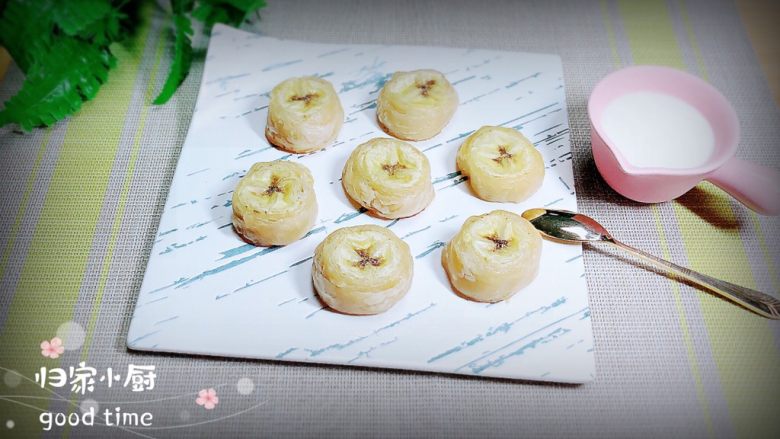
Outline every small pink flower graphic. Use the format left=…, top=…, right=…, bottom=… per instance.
left=40, top=337, right=64, bottom=359
left=196, top=388, right=219, bottom=410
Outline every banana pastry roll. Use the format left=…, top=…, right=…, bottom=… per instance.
left=457, top=126, right=545, bottom=202
left=376, top=69, right=458, bottom=141
left=342, top=137, right=434, bottom=219
left=266, top=76, right=344, bottom=153
left=313, top=225, right=413, bottom=315
left=442, top=210, right=541, bottom=303
left=232, top=161, right=318, bottom=246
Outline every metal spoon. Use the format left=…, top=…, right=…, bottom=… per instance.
left=522, top=208, right=780, bottom=319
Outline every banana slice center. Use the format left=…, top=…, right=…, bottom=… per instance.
left=354, top=140, right=426, bottom=186
left=289, top=92, right=319, bottom=106
left=470, top=139, right=531, bottom=176
left=324, top=229, right=401, bottom=281
left=466, top=216, right=522, bottom=257
left=491, top=145, right=514, bottom=165
left=485, top=233, right=510, bottom=250
left=261, top=176, right=283, bottom=195
left=381, top=162, right=407, bottom=176
left=384, top=72, right=449, bottom=106
left=416, top=79, right=436, bottom=97
left=354, top=248, right=383, bottom=268
left=248, top=174, right=289, bottom=200
left=240, top=171, right=303, bottom=213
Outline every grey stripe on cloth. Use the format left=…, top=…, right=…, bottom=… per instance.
left=0, top=64, right=42, bottom=252
left=606, top=0, right=633, bottom=64
left=1, top=1, right=778, bottom=438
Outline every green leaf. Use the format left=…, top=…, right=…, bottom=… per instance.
left=0, top=37, right=115, bottom=130
left=0, top=0, right=268, bottom=131
left=192, top=0, right=266, bottom=29
left=52, top=0, right=112, bottom=36
left=173, top=0, right=195, bottom=14
left=0, top=0, right=56, bottom=72
left=153, top=12, right=194, bottom=105
left=220, top=0, right=267, bottom=13
left=75, top=6, right=129, bottom=45
left=192, top=2, right=239, bottom=28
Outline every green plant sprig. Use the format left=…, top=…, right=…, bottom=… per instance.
left=0, top=0, right=267, bottom=131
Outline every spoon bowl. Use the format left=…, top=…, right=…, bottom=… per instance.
left=522, top=208, right=610, bottom=243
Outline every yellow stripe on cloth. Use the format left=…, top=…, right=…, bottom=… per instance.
left=59, top=25, right=168, bottom=439
left=80, top=25, right=167, bottom=365
left=0, top=20, right=153, bottom=439
left=618, top=0, right=780, bottom=437
left=652, top=205, right=715, bottom=437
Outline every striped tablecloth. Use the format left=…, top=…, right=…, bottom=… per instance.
left=1, top=1, right=778, bottom=437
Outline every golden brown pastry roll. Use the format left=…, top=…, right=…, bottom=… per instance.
left=457, top=126, right=545, bottom=202
left=313, top=225, right=413, bottom=315
left=376, top=69, right=458, bottom=141
left=442, top=210, right=541, bottom=302
left=266, top=76, right=344, bottom=153
left=232, top=161, right=318, bottom=246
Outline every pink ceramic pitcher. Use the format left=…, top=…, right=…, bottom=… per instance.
left=589, top=65, right=780, bottom=216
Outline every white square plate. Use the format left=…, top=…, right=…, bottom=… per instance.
left=127, top=24, right=595, bottom=383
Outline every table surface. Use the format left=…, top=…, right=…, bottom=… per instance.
left=1, top=1, right=778, bottom=438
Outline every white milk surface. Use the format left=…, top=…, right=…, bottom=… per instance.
left=601, top=91, right=715, bottom=169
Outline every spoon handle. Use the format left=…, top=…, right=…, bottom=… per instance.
left=607, top=239, right=780, bottom=319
